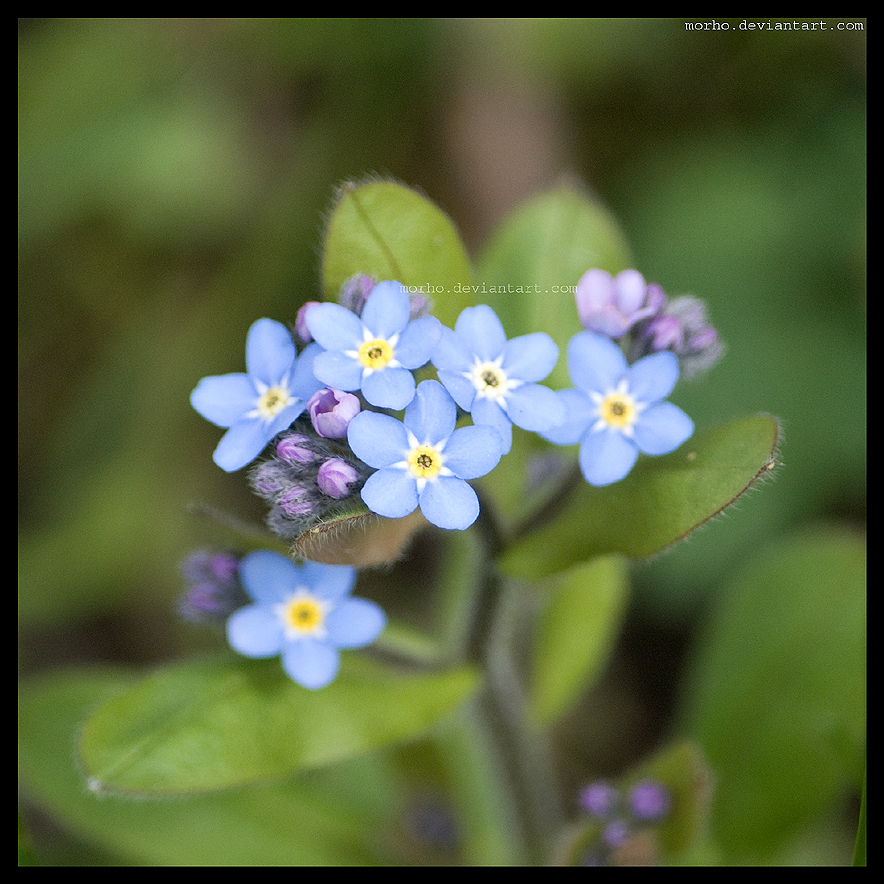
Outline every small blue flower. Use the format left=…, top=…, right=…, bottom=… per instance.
left=431, top=305, right=564, bottom=454
left=226, top=550, right=385, bottom=690
left=347, top=379, right=503, bottom=530
left=191, top=319, right=324, bottom=472
left=543, top=331, right=694, bottom=486
left=305, top=280, right=442, bottom=410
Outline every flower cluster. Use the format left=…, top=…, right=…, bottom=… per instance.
left=187, top=269, right=717, bottom=685
left=576, top=778, right=671, bottom=866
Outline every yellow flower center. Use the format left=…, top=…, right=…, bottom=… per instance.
left=470, top=360, right=509, bottom=400
left=407, top=444, right=442, bottom=480
left=278, top=593, right=325, bottom=637
left=256, top=385, right=291, bottom=420
left=358, top=338, right=394, bottom=370
left=599, top=392, right=637, bottom=428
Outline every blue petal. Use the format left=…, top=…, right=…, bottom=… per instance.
left=191, top=373, right=256, bottom=427
left=240, top=550, right=302, bottom=603
left=404, top=379, right=456, bottom=443
left=360, top=468, right=419, bottom=519
left=304, top=302, right=364, bottom=351
left=627, top=350, right=680, bottom=403
left=469, top=398, right=513, bottom=455
left=212, top=418, right=274, bottom=472
left=245, top=319, right=296, bottom=386
left=503, top=383, right=566, bottom=433
left=361, top=365, right=416, bottom=410
left=501, top=332, right=559, bottom=382
left=443, top=423, right=504, bottom=478
left=326, top=598, right=386, bottom=648
left=454, top=305, right=507, bottom=359
left=347, top=411, right=409, bottom=468
left=579, top=427, right=639, bottom=486
left=419, top=476, right=480, bottom=530
left=539, top=388, right=595, bottom=446
left=432, top=325, right=473, bottom=373
left=289, top=342, right=326, bottom=401
left=312, top=349, right=365, bottom=392
left=395, top=315, right=443, bottom=368
left=633, top=401, right=694, bottom=455
left=266, top=400, right=309, bottom=438
left=360, top=281, right=410, bottom=338
left=282, top=639, right=339, bottom=690
left=227, top=605, right=284, bottom=657
left=436, top=368, right=477, bottom=412
left=567, top=331, right=627, bottom=393
left=300, top=561, right=357, bottom=602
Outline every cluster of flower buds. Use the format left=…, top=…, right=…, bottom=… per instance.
left=576, top=778, right=671, bottom=866
left=575, top=268, right=723, bottom=380
left=177, top=550, right=249, bottom=625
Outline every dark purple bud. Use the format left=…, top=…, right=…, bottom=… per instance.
left=295, top=301, right=322, bottom=343
left=579, top=781, right=618, bottom=817
left=276, top=433, right=316, bottom=464
left=317, top=458, right=359, bottom=499
left=338, top=274, right=376, bottom=315
left=278, top=485, right=313, bottom=517
left=629, top=780, right=670, bottom=821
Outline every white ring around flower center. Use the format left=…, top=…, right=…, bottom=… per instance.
left=468, top=357, right=517, bottom=402
left=590, top=381, right=645, bottom=436
left=255, top=384, right=292, bottom=421
left=275, top=590, right=329, bottom=640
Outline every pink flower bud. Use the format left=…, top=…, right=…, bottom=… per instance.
left=308, top=388, right=361, bottom=439
left=317, top=458, right=358, bottom=499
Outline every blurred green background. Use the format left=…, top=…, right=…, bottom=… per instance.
left=19, top=18, right=865, bottom=865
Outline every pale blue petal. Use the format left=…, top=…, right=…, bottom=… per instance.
left=539, top=389, right=595, bottom=446
left=432, top=325, right=473, bottom=373
left=360, top=281, right=410, bottom=338
left=304, top=302, right=364, bottom=351
left=443, top=423, right=504, bottom=478
left=213, top=418, right=274, bottom=472
left=568, top=331, right=627, bottom=393
left=227, top=605, right=284, bottom=658
left=469, top=398, right=513, bottom=455
left=504, top=383, right=566, bottom=433
left=579, top=428, right=639, bottom=486
left=326, top=598, right=386, bottom=648
left=266, top=401, right=309, bottom=437
left=360, top=468, right=419, bottom=519
left=347, top=411, right=409, bottom=468
left=501, top=332, right=559, bottom=382
left=191, top=374, right=256, bottom=427
left=300, top=561, right=357, bottom=602
left=246, top=319, right=296, bottom=386
left=633, top=402, right=694, bottom=455
left=454, top=305, right=507, bottom=359
left=289, top=342, right=326, bottom=401
left=626, top=351, right=680, bottom=403
left=419, top=477, right=479, bottom=530
left=240, top=550, right=302, bottom=603
left=361, top=366, right=416, bottom=410
left=436, top=368, right=477, bottom=412
left=282, top=639, right=339, bottom=690
left=404, top=379, right=456, bottom=443
left=312, top=349, right=365, bottom=392
left=395, top=316, right=443, bottom=368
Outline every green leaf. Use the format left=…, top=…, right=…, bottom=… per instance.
left=497, top=415, right=780, bottom=580
left=528, top=556, right=629, bottom=727
left=680, top=526, right=866, bottom=863
left=79, top=654, right=479, bottom=795
left=474, top=182, right=633, bottom=390
left=321, top=178, right=474, bottom=329
left=19, top=668, right=406, bottom=865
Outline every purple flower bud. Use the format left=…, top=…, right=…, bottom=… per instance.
left=276, top=433, right=316, bottom=464
left=307, top=387, right=361, bottom=439
left=317, top=458, right=359, bottom=499
left=579, top=781, right=618, bottom=817
left=295, top=301, right=322, bottom=343
left=643, top=313, right=684, bottom=351
left=177, top=550, right=249, bottom=625
left=278, top=485, right=313, bottom=517
left=575, top=269, right=659, bottom=339
left=629, top=780, right=670, bottom=821
left=338, top=274, right=376, bottom=315
left=602, top=820, right=630, bottom=847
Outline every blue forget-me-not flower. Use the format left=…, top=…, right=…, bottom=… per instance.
left=347, top=379, right=503, bottom=530
left=431, top=305, right=564, bottom=454
left=190, top=319, right=324, bottom=472
left=226, top=550, right=385, bottom=690
left=543, top=331, right=694, bottom=486
left=305, top=280, right=442, bottom=411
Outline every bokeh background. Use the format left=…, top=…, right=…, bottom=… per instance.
left=20, top=18, right=865, bottom=865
